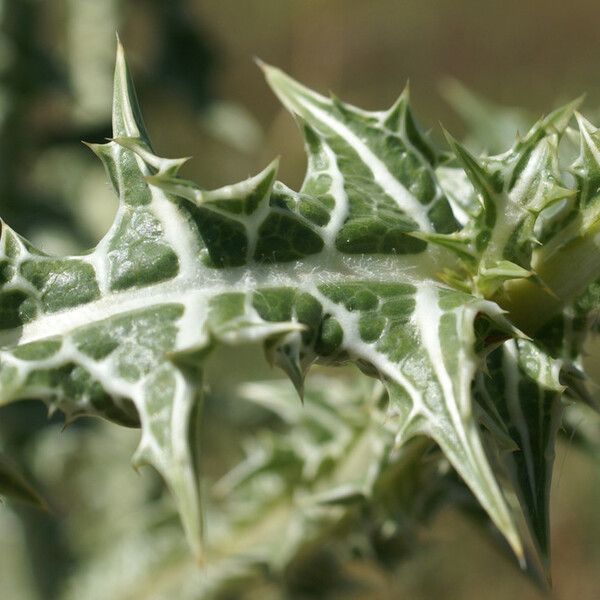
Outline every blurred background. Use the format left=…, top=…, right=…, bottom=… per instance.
left=1, top=1, right=600, bottom=599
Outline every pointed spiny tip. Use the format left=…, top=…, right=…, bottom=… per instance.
left=383, top=89, right=410, bottom=129
left=402, top=79, right=411, bottom=99
left=114, top=136, right=192, bottom=175
left=256, top=157, right=280, bottom=186
left=575, top=110, right=597, bottom=135
left=440, top=124, right=460, bottom=149
left=568, top=93, right=587, bottom=117
left=157, top=155, right=192, bottom=177
left=82, top=140, right=109, bottom=156
left=515, top=327, right=533, bottom=342
left=235, top=157, right=281, bottom=192
left=260, top=62, right=291, bottom=92
left=180, top=500, right=205, bottom=566
left=543, top=96, right=585, bottom=136
left=256, top=58, right=283, bottom=81
left=174, top=156, right=193, bottom=170
left=115, top=33, right=126, bottom=65
left=267, top=154, right=280, bottom=169
left=253, top=55, right=268, bottom=70
left=516, top=549, right=528, bottom=572
left=258, top=62, right=310, bottom=112
left=291, top=378, right=305, bottom=404
left=562, top=94, right=586, bottom=116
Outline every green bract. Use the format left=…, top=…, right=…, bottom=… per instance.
left=1, top=42, right=599, bottom=581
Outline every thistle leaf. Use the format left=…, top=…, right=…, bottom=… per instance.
left=5, top=43, right=598, bottom=573
left=261, top=63, right=460, bottom=253
left=476, top=339, right=563, bottom=577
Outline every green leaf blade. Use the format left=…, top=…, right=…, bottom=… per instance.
left=261, top=63, right=459, bottom=252
left=5, top=44, right=594, bottom=576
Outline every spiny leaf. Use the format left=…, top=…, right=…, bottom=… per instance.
left=261, top=62, right=459, bottom=249
left=476, top=339, right=563, bottom=579
left=571, top=112, right=600, bottom=229
left=432, top=107, right=580, bottom=299
left=4, top=42, right=600, bottom=580
left=0, top=42, right=208, bottom=560
left=0, top=42, right=522, bottom=563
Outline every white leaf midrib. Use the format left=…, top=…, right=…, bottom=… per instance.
left=0, top=253, right=441, bottom=349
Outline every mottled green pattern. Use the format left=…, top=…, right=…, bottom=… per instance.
left=264, top=71, right=458, bottom=256
left=0, top=43, right=599, bottom=582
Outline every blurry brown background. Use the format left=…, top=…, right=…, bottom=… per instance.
left=137, top=1, right=600, bottom=189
